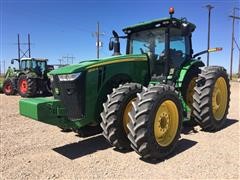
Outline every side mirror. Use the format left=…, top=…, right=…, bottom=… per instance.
left=109, top=40, right=114, bottom=51
left=11, top=59, right=14, bottom=64
left=112, top=30, right=119, bottom=38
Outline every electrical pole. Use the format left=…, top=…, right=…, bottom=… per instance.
left=97, top=22, right=100, bottom=59
left=58, top=58, right=63, bottom=65
left=234, top=38, right=240, bottom=78
left=62, top=55, right=75, bottom=64
left=28, top=33, right=31, bottom=58
left=205, top=4, right=214, bottom=66
left=18, top=34, right=21, bottom=60
left=94, top=22, right=104, bottom=59
left=229, top=7, right=240, bottom=80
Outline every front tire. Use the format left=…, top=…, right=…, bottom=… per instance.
left=3, top=78, right=17, bottom=95
left=193, top=66, right=230, bottom=131
left=100, top=83, right=142, bottom=150
left=127, top=84, right=183, bottom=159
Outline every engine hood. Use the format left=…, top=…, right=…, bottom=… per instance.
left=49, top=54, right=147, bottom=75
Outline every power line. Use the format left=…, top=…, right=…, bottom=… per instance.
left=62, top=55, right=75, bottom=64
left=229, top=7, right=240, bottom=80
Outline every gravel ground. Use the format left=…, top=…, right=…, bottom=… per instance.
left=0, top=82, right=239, bottom=179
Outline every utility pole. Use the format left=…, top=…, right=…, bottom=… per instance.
left=17, top=34, right=32, bottom=69
left=18, top=34, right=21, bottom=60
left=62, top=55, right=75, bottom=64
left=229, top=7, right=240, bottom=80
left=94, top=22, right=104, bottom=59
left=97, top=22, right=100, bottom=59
left=205, top=4, right=214, bottom=66
left=234, top=38, right=240, bottom=78
left=28, top=33, right=31, bottom=58
left=58, top=58, right=63, bottom=65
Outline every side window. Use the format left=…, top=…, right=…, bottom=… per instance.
left=21, top=61, right=26, bottom=70
left=170, top=36, right=186, bottom=67
left=26, top=60, right=31, bottom=69
left=32, top=60, right=37, bottom=69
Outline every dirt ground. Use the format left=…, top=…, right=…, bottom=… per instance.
left=0, top=82, right=239, bottom=179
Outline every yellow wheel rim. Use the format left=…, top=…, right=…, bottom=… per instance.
left=186, top=77, right=197, bottom=113
left=154, top=100, right=179, bottom=147
left=212, top=77, right=228, bottom=120
left=123, top=98, right=136, bottom=133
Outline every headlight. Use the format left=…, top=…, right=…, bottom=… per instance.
left=58, top=72, right=81, bottom=81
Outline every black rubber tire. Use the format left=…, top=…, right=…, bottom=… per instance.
left=127, top=84, right=183, bottom=159
left=3, top=78, right=17, bottom=95
left=100, top=83, right=142, bottom=150
left=181, top=66, right=201, bottom=106
left=181, top=66, right=201, bottom=127
left=17, top=75, right=37, bottom=97
left=193, top=66, right=230, bottom=131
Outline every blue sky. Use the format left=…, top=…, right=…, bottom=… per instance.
left=0, top=0, right=239, bottom=73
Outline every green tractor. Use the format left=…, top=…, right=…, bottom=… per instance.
left=19, top=8, right=230, bottom=159
left=2, top=58, right=53, bottom=97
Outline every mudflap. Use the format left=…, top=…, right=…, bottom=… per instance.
left=19, top=97, right=78, bottom=129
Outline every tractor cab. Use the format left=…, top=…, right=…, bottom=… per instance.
left=111, top=8, right=196, bottom=80
left=19, top=58, right=48, bottom=76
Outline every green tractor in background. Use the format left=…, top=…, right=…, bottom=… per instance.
left=2, top=58, right=53, bottom=97
left=19, top=8, right=230, bottom=160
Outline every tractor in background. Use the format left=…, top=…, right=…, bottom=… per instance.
left=2, top=58, right=53, bottom=97
left=19, top=8, right=230, bottom=160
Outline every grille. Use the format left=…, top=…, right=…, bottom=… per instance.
left=52, top=73, right=85, bottom=120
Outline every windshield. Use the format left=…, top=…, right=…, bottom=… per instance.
left=129, top=28, right=166, bottom=55
left=129, top=28, right=190, bottom=63
left=32, top=60, right=46, bottom=73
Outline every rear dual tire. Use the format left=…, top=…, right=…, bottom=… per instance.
left=193, top=66, right=230, bottom=131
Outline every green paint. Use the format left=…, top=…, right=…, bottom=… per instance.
left=20, top=55, right=149, bottom=129
left=123, top=17, right=196, bottom=33
left=49, top=54, right=147, bottom=75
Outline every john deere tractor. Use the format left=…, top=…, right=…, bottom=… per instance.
left=19, top=8, right=230, bottom=159
left=2, top=58, right=53, bottom=97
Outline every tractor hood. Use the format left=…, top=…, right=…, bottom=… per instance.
left=49, top=54, right=147, bottom=75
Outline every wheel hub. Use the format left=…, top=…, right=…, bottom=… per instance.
left=158, top=112, right=170, bottom=135
left=20, top=80, right=28, bottom=94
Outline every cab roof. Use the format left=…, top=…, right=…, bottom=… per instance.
left=21, top=58, right=48, bottom=61
left=122, top=17, right=196, bottom=34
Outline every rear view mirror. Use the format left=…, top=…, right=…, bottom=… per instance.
left=11, top=59, right=14, bottom=64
